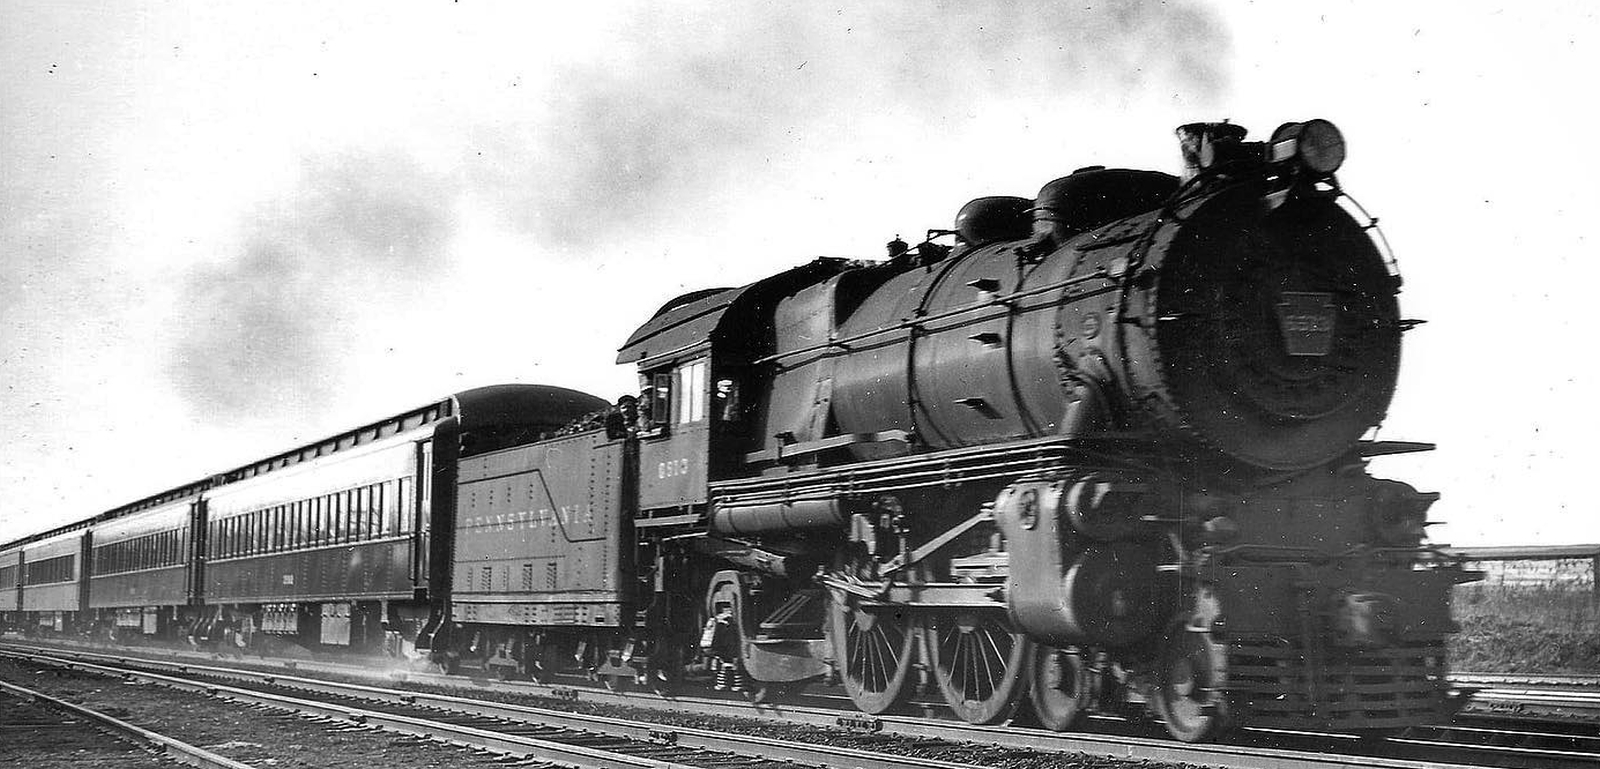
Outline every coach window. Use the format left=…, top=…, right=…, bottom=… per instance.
left=380, top=481, right=395, bottom=535
left=396, top=479, right=408, bottom=533
left=333, top=492, right=345, bottom=543
left=367, top=486, right=380, bottom=538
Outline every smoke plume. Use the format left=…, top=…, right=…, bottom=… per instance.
left=468, top=1, right=1230, bottom=250
left=165, top=2, right=1228, bottom=420
left=166, top=152, right=456, bottom=420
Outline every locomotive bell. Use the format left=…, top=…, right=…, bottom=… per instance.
left=1176, top=122, right=1249, bottom=181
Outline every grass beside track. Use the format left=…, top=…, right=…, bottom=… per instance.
left=1451, top=585, right=1600, bottom=674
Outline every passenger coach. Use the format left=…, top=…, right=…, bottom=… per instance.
left=87, top=483, right=207, bottom=640
left=1, top=384, right=607, bottom=652
left=18, top=530, right=88, bottom=634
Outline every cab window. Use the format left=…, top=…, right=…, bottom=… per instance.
left=676, top=359, right=707, bottom=424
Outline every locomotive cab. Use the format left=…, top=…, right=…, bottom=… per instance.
left=616, top=260, right=855, bottom=519
left=635, top=356, right=715, bottom=512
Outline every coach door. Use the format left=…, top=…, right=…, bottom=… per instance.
left=414, top=439, right=432, bottom=584
left=186, top=498, right=206, bottom=606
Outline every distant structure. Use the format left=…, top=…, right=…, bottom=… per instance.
left=1445, top=544, right=1600, bottom=607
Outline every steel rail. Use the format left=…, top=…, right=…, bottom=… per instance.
left=1, top=647, right=988, bottom=769
left=1453, top=672, right=1600, bottom=690
left=0, top=677, right=258, bottom=769
left=1459, top=685, right=1600, bottom=726
left=0, top=642, right=1551, bottom=769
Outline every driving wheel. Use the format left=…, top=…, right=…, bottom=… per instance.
left=923, top=610, right=1031, bottom=724
left=828, top=597, right=916, bottom=714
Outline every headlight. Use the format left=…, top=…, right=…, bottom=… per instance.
left=1270, top=119, right=1346, bottom=177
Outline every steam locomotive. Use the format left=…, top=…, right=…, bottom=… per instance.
left=0, top=120, right=1474, bottom=741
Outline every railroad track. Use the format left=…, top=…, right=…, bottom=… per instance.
left=0, top=676, right=256, bottom=769
left=6, top=642, right=1599, bottom=769
left=0, top=647, right=999, bottom=769
left=1454, top=672, right=1600, bottom=690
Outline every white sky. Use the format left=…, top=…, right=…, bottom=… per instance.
left=2, top=1, right=1596, bottom=546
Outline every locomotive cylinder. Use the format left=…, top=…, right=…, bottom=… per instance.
left=993, top=480, right=1168, bottom=646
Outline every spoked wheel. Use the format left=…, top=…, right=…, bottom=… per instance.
left=828, top=598, right=917, bottom=714
left=1029, top=645, right=1092, bottom=732
left=923, top=611, right=1031, bottom=724
left=1153, top=628, right=1232, bottom=742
